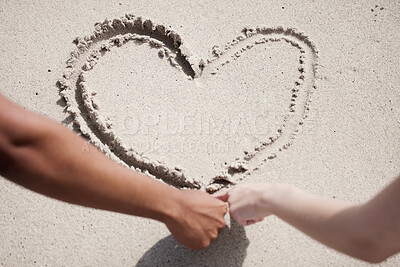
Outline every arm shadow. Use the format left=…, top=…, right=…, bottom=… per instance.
left=136, top=218, right=249, bottom=267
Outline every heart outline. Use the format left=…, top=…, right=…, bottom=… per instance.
left=58, top=14, right=318, bottom=192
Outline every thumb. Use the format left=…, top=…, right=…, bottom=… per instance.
left=213, top=190, right=230, bottom=202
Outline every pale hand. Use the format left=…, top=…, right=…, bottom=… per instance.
left=216, top=184, right=271, bottom=226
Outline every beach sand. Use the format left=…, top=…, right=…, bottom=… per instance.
left=1, top=0, right=399, bottom=265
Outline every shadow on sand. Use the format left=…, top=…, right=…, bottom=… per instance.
left=136, top=218, right=249, bottom=266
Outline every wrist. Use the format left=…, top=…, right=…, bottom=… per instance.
left=260, top=184, right=293, bottom=215
left=157, top=187, right=186, bottom=225
left=128, top=173, right=186, bottom=224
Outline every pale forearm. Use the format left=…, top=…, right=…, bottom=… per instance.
left=264, top=184, right=380, bottom=262
left=222, top=171, right=400, bottom=260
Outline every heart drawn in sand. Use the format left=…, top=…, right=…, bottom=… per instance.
left=59, top=14, right=318, bottom=192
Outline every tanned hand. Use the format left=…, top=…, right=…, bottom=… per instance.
left=165, top=190, right=227, bottom=250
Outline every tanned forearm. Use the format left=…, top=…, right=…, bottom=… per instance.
left=0, top=93, right=227, bottom=250
left=0, top=94, right=178, bottom=222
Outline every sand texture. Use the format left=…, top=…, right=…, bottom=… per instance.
left=1, top=0, right=400, bottom=266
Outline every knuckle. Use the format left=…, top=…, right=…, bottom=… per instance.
left=222, top=204, right=228, bottom=213
left=210, top=233, right=218, bottom=240
left=201, top=240, right=210, bottom=249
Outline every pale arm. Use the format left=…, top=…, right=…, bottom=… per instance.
left=218, top=177, right=400, bottom=263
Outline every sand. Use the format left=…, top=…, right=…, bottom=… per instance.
left=1, top=0, right=399, bottom=266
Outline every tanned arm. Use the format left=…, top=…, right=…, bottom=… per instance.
left=0, top=93, right=226, bottom=250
